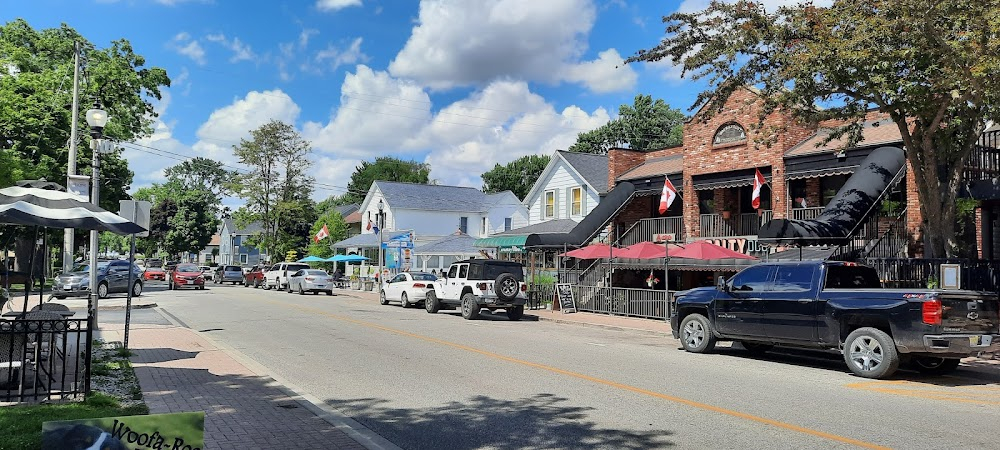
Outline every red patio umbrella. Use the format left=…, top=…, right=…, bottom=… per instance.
left=668, top=240, right=757, bottom=260
left=558, top=243, right=622, bottom=259
left=618, top=241, right=674, bottom=259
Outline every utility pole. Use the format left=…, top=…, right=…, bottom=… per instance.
left=63, top=41, right=81, bottom=274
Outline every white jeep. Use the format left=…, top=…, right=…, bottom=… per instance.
left=264, top=262, right=311, bottom=291
left=425, top=259, right=527, bottom=320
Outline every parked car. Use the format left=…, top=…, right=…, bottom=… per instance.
left=214, top=265, right=244, bottom=284
left=426, top=259, right=527, bottom=320
left=287, top=269, right=334, bottom=295
left=200, top=266, right=214, bottom=282
left=143, top=267, right=166, bottom=282
left=244, top=265, right=268, bottom=288
left=53, top=260, right=144, bottom=299
left=671, top=260, right=1000, bottom=379
left=264, top=262, right=311, bottom=290
left=380, top=272, right=438, bottom=308
left=168, top=263, right=205, bottom=290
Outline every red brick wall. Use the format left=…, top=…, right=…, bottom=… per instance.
left=905, top=160, right=924, bottom=257
left=608, top=147, right=646, bottom=190
left=612, top=195, right=655, bottom=241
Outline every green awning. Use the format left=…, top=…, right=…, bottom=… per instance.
left=474, top=235, right=529, bottom=252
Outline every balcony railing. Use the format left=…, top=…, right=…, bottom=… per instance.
left=618, top=217, right=684, bottom=246
left=700, top=210, right=772, bottom=237
left=790, top=206, right=824, bottom=220
left=965, top=129, right=1000, bottom=182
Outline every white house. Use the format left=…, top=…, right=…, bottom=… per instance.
left=523, top=150, right=608, bottom=225
left=331, top=181, right=528, bottom=274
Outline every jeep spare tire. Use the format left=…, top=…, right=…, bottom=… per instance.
left=494, top=273, right=519, bottom=301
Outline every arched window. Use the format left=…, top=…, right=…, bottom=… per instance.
left=713, top=123, right=747, bottom=146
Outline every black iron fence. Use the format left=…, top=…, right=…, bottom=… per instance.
left=572, top=286, right=675, bottom=320
left=863, top=258, right=1000, bottom=292
left=2, top=317, right=91, bottom=403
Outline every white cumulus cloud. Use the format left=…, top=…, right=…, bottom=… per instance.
left=168, top=32, right=206, bottom=65
left=314, top=38, right=369, bottom=72
left=316, top=0, right=362, bottom=12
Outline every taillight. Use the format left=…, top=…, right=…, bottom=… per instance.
left=305, top=276, right=315, bottom=281
left=521, top=284, right=527, bottom=292
left=413, top=283, right=426, bottom=288
left=922, top=299, right=942, bottom=325
left=477, top=283, right=488, bottom=290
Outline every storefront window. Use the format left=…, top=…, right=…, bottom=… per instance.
left=820, top=175, right=849, bottom=205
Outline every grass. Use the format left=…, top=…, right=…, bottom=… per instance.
left=0, top=340, right=148, bottom=450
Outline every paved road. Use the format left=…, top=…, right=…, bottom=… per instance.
left=139, top=283, right=1000, bottom=450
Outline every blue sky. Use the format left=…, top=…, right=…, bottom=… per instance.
left=2, top=0, right=816, bottom=207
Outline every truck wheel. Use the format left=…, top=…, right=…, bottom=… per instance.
left=379, top=290, right=389, bottom=305
left=425, top=291, right=440, bottom=313
left=844, top=327, right=899, bottom=379
left=679, top=313, right=716, bottom=353
left=461, top=293, right=480, bottom=320
left=506, top=305, right=524, bottom=321
left=740, top=341, right=773, bottom=355
left=494, top=273, right=519, bottom=301
left=910, top=357, right=960, bottom=375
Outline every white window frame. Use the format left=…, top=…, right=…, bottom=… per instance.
left=544, top=190, right=555, bottom=219
left=504, top=217, right=512, bottom=231
left=570, top=186, right=583, bottom=216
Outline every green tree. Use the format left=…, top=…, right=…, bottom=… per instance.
left=163, top=190, right=218, bottom=258
left=316, top=193, right=356, bottom=216
left=342, top=157, right=431, bottom=204
left=568, top=94, right=685, bottom=154
left=307, top=210, right=349, bottom=259
left=163, top=157, right=234, bottom=204
left=481, top=154, right=551, bottom=200
left=628, top=0, right=1000, bottom=258
left=231, top=120, right=314, bottom=259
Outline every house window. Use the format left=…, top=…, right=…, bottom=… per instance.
left=504, top=218, right=512, bottom=231
left=820, top=175, right=849, bottom=205
left=481, top=217, right=488, bottom=235
left=240, top=254, right=248, bottom=264
left=459, top=217, right=468, bottom=234
left=544, top=190, right=555, bottom=218
left=570, top=187, right=583, bottom=216
left=713, top=123, right=747, bottom=146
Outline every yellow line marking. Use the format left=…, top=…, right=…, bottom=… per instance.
left=846, top=380, right=1000, bottom=405
left=261, top=298, right=890, bottom=449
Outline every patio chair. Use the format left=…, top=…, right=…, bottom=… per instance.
left=31, top=302, right=71, bottom=313
left=0, top=332, right=27, bottom=389
left=14, top=310, right=66, bottom=362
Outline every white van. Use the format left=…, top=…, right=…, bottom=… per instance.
left=264, top=262, right=311, bottom=291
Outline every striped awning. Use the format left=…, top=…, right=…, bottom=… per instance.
left=0, top=184, right=145, bottom=235
left=474, top=234, right=529, bottom=252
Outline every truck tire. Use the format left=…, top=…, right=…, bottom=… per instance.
left=494, top=273, right=519, bottom=301
left=910, top=357, right=960, bottom=375
left=379, top=290, right=389, bottom=305
left=461, top=293, right=480, bottom=320
left=506, top=305, right=524, bottom=321
left=679, top=313, right=716, bottom=353
left=425, top=291, right=440, bottom=313
left=844, top=327, right=900, bottom=379
left=740, top=341, right=773, bottom=355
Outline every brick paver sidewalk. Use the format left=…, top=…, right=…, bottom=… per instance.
left=97, top=323, right=380, bottom=450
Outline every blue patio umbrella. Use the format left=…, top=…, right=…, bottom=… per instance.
left=340, top=254, right=369, bottom=262
left=297, top=255, right=327, bottom=263
left=325, top=254, right=348, bottom=262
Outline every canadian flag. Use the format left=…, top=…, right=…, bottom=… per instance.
left=314, top=224, right=330, bottom=243
left=366, top=219, right=372, bottom=231
left=658, top=177, right=678, bottom=214
left=751, top=168, right=767, bottom=209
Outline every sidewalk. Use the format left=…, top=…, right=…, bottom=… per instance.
left=96, top=320, right=397, bottom=450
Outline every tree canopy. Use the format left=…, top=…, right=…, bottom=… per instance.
left=164, top=156, right=234, bottom=204
left=568, top=94, right=685, bottom=154
left=628, top=0, right=1000, bottom=257
left=342, top=157, right=431, bottom=204
left=306, top=210, right=348, bottom=259
left=481, top=154, right=550, bottom=200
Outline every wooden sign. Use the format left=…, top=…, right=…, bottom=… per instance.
left=555, top=283, right=576, bottom=313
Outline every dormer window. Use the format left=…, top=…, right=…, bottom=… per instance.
left=713, top=123, right=747, bottom=146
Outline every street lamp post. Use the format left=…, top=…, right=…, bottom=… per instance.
left=377, top=199, right=384, bottom=290
left=86, top=102, right=108, bottom=324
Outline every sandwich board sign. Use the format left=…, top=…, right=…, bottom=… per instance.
left=555, top=283, right=576, bottom=314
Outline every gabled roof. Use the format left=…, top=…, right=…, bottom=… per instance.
left=494, top=219, right=578, bottom=236
left=223, top=219, right=264, bottom=236
left=617, top=155, right=683, bottom=181
left=558, top=151, right=609, bottom=193
left=413, top=232, right=479, bottom=255
left=785, top=118, right=903, bottom=157
left=208, top=234, right=221, bottom=246
left=374, top=181, right=516, bottom=212
left=333, top=203, right=360, bottom=217
left=343, top=210, right=362, bottom=224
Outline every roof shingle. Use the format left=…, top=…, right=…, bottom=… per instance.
left=785, top=118, right=903, bottom=157
left=376, top=181, right=513, bottom=212
left=559, top=151, right=609, bottom=193
left=617, top=155, right=683, bottom=181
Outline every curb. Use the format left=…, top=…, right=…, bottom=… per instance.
left=155, top=308, right=402, bottom=450
left=530, top=313, right=675, bottom=337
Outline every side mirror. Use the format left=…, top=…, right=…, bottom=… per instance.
left=717, top=276, right=728, bottom=291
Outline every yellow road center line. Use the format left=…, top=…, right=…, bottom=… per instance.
left=265, top=298, right=890, bottom=450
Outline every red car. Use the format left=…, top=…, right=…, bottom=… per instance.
left=143, top=267, right=166, bottom=281
left=244, top=265, right=267, bottom=288
left=169, top=263, right=205, bottom=290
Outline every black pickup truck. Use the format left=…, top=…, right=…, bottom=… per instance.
left=671, top=261, right=1000, bottom=378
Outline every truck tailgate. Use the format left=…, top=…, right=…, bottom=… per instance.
left=937, top=292, right=999, bottom=334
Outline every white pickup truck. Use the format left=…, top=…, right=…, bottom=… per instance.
left=264, top=262, right=311, bottom=291
left=425, top=258, right=528, bottom=320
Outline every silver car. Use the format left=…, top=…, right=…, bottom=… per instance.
left=215, top=265, right=244, bottom=284
left=287, top=269, right=334, bottom=295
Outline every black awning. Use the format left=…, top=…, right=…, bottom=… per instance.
left=627, top=174, right=684, bottom=194
left=692, top=167, right=771, bottom=191
left=758, top=146, right=906, bottom=245
left=784, top=148, right=871, bottom=180
left=526, top=182, right=636, bottom=248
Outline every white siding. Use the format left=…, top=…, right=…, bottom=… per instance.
left=485, top=193, right=529, bottom=235
left=524, top=157, right=600, bottom=225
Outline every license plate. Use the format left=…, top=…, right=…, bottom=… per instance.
left=64, top=284, right=72, bottom=290
left=970, top=335, right=993, bottom=347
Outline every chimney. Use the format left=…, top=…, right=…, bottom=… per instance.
left=607, top=147, right=646, bottom=189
